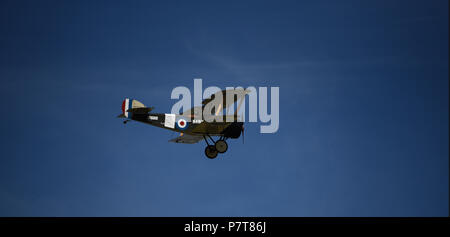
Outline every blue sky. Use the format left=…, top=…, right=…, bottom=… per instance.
left=0, top=0, right=448, bottom=216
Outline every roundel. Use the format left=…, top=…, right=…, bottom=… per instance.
left=176, top=118, right=188, bottom=130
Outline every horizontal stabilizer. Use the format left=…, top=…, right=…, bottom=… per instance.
left=121, top=98, right=149, bottom=118
left=126, top=107, right=154, bottom=114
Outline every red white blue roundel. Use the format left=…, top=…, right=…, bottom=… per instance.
left=176, top=118, right=188, bottom=130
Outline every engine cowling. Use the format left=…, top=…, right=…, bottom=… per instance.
left=222, top=122, right=244, bottom=139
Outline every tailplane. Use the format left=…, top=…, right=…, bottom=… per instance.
left=119, top=98, right=153, bottom=118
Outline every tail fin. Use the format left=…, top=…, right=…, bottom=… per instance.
left=121, top=98, right=151, bottom=118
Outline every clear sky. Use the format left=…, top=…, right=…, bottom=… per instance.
left=0, top=0, right=448, bottom=216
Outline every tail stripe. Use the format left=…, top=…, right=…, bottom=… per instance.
left=124, top=98, right=130, bottom=118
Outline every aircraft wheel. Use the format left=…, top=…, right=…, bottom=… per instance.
left=215, top=140, right=228, bottom=153
left=205, top=145, right=218, bottom=159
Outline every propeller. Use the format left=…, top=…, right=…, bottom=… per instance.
left=241, top=124, right=245, bottom=144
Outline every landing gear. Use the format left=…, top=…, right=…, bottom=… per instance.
left=215, top=140, right=228, bottom=153
left=203, top=135, right=228, bottom=159
left=205, top=145, right=218, bottom=159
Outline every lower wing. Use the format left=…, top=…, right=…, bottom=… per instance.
left=169, top=134, right=203, bottom=144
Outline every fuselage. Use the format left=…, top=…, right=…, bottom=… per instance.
left=130, top=112, right=243, bottom=138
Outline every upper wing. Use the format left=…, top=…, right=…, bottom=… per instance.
left=202, top=88, right=250, bottom=112
left=169, top=134, right=203, bottom=144
left=181, top=88, right=250, bottom=118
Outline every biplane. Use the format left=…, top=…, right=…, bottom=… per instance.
left=118, top=89, right=249, bottom=159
